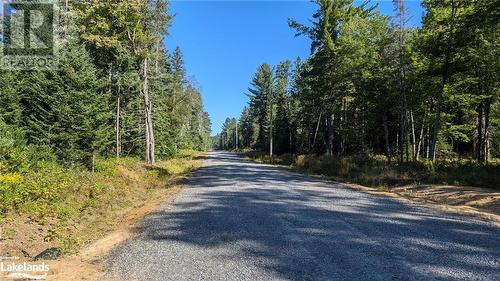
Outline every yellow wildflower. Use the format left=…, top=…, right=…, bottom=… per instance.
left=0, top=173, right=23, bottom=184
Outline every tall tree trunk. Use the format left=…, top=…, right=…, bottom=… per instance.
left=289, top=111, right=293, bottom=153
left=396, top=124, right=400, bottom=157
left=361, top=104, right=366, bottom=153
left=142, top=58, right=155, bottom=164
left=398, top=114, right=404, bottom=162
left=312, top=111, right=322, bottom=152
left=394, top=0, right=408, bottom=164
left=425, top=125, right=430, bottom=159
left=415, top=118, right=425, bottom=161
left=429, top=0, right=457, bottom=161
left=398, top=62, right=407, bottom=163
left=383, top=110, right=392, bottom=163
left=325, top=113, right=334, bottom=156
left=482, top=99, right=491, bottom=163
left=476, top=101, right=484, bottom=161
left=116, top=90, right=121, bottom=158
left=269, top=106, right=273, bottom=157
left=410, top=110, right=416, bottom=161
left=405, top=114, right=411, bottom=162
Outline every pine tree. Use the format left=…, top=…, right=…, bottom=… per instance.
left=19, top=39, right=110, bottom=164
left=273, top=60, right=292, bottom=154
left=239, top=107, right=254, bottom=148
left=0, top=71, right=22, bottom=126
left=247, top=64, right=273, bottom=151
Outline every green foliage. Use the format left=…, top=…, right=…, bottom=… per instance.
left=0, top=150, right=203, bottom=255
left=0, top=0, right=211, bottom=224
left=153, top=48, right=211, bottom=156
left=0, top=152, right=72, bottom=214
left=72, top=1, right=209, bottom=161
left=274, top=61, right=293, bottom=154
left=245, top=151, right=500, bottom=189
left=0, top=0, right=210, bottom=258
left=0, top=71, right=22, bottom=125
left=19, top=40, right=111, bottom=164
left=0, top=0, right=210, bottom=168
left=221, top=0, right=498, bottom=177
left=247, top=63, right=274, bottom=150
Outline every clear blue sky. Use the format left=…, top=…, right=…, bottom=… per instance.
left=165, top=1, right=424, bottom=135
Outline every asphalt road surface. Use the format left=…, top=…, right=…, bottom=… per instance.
left=107, top=151, right=500, bottom=281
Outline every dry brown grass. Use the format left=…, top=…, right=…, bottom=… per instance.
left=243, top=151, right=500, bottom=221
left=0, top=151, right=205, bottom=261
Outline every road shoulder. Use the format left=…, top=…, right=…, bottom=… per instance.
left=240, top=152, right=500, bottom=226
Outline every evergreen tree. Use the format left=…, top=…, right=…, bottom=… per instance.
left=273, top=60, right=292, bottom=154
left=239, top=107, right=255, bottom=148
left=19, top=39, right=110, bottom=164
left=247, top=64, right=273, bottom=151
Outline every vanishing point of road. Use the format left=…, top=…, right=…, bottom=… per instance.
left=107, top=151, right=500, bottom=281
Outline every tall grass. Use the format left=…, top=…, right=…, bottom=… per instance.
left=244, top=152, right=500, bottom=189
left=0, top=148, right=202, bottom=217
left=0, top=147, right=203, bottom=254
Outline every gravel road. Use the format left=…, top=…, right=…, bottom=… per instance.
left=107, top=151, right=500, bottom=281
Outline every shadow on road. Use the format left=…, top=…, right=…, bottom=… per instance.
left=119, top=152, right=500, bottom=281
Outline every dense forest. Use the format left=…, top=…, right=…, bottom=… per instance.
left=216, top=0, right=499, bottom=166
left=0, top=1, right=211, bottom=164
left=0, top=1, right=211, bottom=213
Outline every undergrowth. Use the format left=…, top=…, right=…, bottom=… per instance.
left=0, top=145, right=203, bottom=255
left=243, top=151, right=500, bottom=189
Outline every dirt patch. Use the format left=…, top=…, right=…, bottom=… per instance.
left=388, top=184, right=500, bottom=222
left=0, top=153, right=204, bottom=281
left=333, top=181, right=500, bottom=225
left=390, top=185, right=500, bottom=211
left=0, top=215, right=54, bottom=259
left=46, top=193, right=178, bottom=281
left=0, top=185, right=182, bottom=281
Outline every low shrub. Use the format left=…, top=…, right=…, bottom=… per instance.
left=243, top=151, right=500, bottom=189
